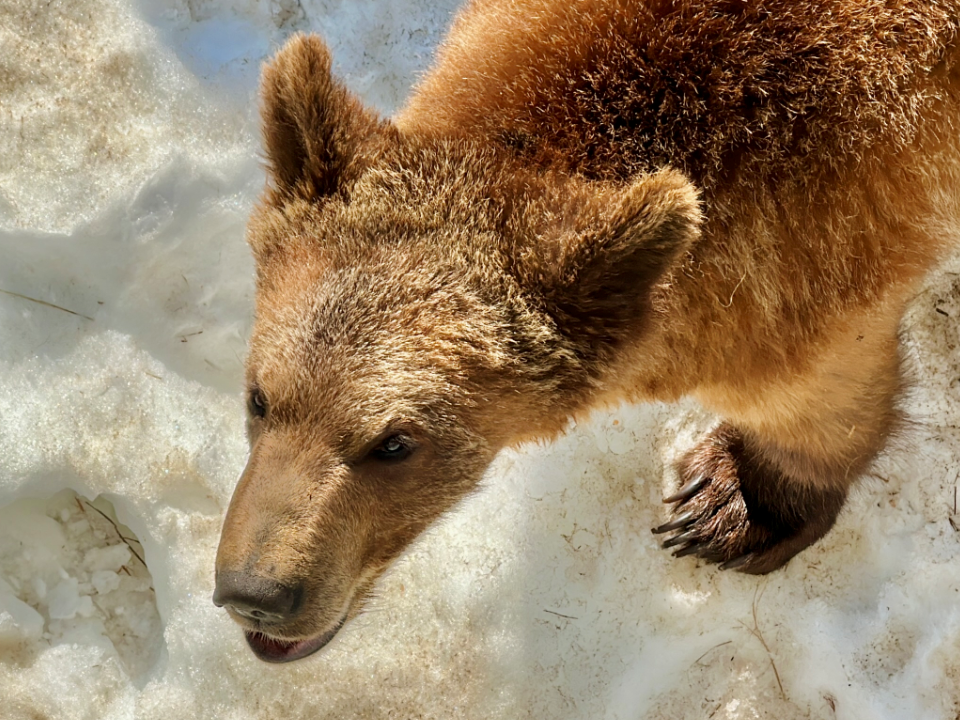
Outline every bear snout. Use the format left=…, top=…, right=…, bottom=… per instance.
left=212, top=570, right=303, bottom=626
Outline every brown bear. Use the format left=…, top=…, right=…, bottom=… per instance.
left=213, top=0, right=960, bottom=662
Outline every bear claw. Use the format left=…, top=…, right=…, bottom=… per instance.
left=661, top=528, right=698, bottom=549
left=672, top=543, right=702, bottom=558
left=662, top=474, right=709, bottom=504
left=718, top=555, right=752, bottom=571
left=652, top=510, right=696, bottom=534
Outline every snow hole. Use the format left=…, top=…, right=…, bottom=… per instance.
left=0, top=489, right=163, bottom=683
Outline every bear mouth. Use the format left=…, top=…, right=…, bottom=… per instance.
left=244, top=616, right=346, bottom=663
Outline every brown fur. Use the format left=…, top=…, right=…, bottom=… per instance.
left=215, top=0, right=960, bottom=659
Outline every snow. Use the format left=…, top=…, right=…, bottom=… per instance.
left=1, top=0, right=959, bottom=718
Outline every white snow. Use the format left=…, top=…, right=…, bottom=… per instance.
left=1, top=0, right=959, bottom=718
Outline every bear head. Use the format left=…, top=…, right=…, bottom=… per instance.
left=214, top=34, right=700, bottom=662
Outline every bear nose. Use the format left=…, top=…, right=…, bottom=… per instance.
left=212, top=571, right=302, bottom=624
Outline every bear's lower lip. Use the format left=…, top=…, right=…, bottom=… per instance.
left=244, top=616, right=346, bottom=663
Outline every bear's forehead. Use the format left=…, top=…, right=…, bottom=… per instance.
left=249, top=307, right=465, bottom=445
left=249, top=262, right=496, bottom=411
left=256, top=237, right=507, bottom=341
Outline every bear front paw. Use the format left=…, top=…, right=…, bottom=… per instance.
left=652, top=424, right=845, bottom=574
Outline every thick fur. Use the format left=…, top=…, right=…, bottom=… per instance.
left=215, top=0, right=960, bottom=657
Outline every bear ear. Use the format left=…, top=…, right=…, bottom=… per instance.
left=259, top=34, right=384, bottom=201
left=521, top=169, right=701, bottom=351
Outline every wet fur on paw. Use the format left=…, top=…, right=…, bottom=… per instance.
left=653, top=424, right=847, bottom=574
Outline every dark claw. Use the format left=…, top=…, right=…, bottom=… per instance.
left=698, top=548, right=729, bottom=563
left=664, top=474, right=709, bottom=504
left=672, top=542, right=702, bottom=558
left=719, top=555, right=752, bottom=571
left=652, top=510, right=696, bottom=534
left=661, top=529, right=698, bottom=549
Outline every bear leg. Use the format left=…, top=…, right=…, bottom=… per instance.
left=653, top=423, right=850, bottom=574
left=653, top=325, right=904, bottom=574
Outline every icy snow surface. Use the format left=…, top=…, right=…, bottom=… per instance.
left=1, top=1, right=959, bottom=718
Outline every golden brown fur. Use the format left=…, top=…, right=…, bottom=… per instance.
left=215, top=0, right=960, bottom=660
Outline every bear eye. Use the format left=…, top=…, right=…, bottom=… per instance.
left=248, top=386, right=267, bottom=419
left=370, top=434, right=415, bottom=462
